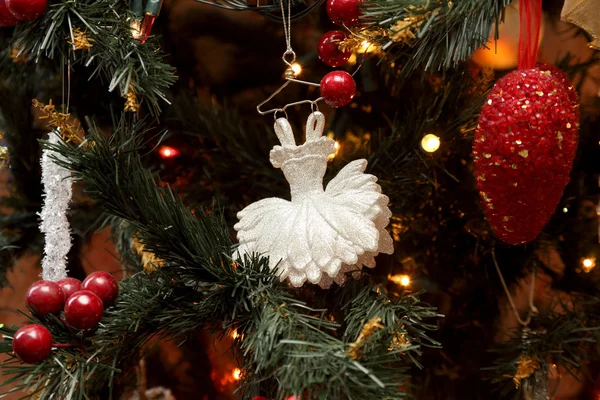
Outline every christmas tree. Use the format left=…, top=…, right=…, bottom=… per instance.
left=0, top=0, right=600, bottom=398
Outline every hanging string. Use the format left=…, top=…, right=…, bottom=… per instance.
left=518, top=0, right=542, bottom=70
left=279, top=0, right=295, bottom=67
left=492, top=248, right=538, bottom=327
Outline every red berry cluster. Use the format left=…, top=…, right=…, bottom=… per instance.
left=473, top=64, right=579, bottom=244
left=12, top=272, right=119, bottom=364
left=316, top=0, right=362, bottom=108
left=0, top=0, right=47, bottom=27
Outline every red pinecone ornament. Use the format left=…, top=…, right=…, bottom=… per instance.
left=473, top=65, right=579, bottom=245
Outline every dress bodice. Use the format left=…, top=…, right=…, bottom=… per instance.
left=269, top=113, right=335, bottom=201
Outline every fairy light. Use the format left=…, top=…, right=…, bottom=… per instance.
left=389, top=274, right=411, bottom=287
left=562, top=207, right=569, bottom=213
left=291, top=63, right=302, bottom=76
left=232, top=368, right=242, bottom=380
left=421, top=134, right=441, bottom=153
left=159, top=146, right=180, bottom=159
left=130, top=20, right=142, bottom=39
left=582, top=257, right=596, bottom=273
left=358, top=40, right=376, bottom=54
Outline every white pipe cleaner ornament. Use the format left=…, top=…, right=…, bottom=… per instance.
left=234, top=112, right=394, bottom=287
left=39, top=131, right=73, bottom=281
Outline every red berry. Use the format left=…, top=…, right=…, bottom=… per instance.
left=318, top=31, right=351, bottom=67
left=6, top=0, right=47, bottom=21
left=327, top=0, right=361, bottom=27
left=64, top=290, right=104, bottom=330
left=474, top=66, right=579, bottom=244
left=56, top=278, right=82, bottom=302
left=12, top=324, right=52, bottom=364
left=82, top=271, right=119, bottom=307
left=26, top=280, right=64, bottom=317
left=0, top=0, right=18, bottom=26
left=320, top=71, right=356, bottom=108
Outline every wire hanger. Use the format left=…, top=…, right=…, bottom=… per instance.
left=256, top=0, right=322, bottom=116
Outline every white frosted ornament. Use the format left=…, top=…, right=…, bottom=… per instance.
left=39, top=130, right=73, bottom=281
left=234, top=112, right=394, bottom=287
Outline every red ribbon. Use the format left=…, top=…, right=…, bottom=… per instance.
left=518, top=0, right=542, bottom=69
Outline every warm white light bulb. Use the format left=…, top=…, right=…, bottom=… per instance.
left=421, top=134, right=441, bottom=153
left=399, top=275, right=410, bottom=286
left=291, top=63, right=302, bottom=76
left=562, top=207, right=568, bottom=213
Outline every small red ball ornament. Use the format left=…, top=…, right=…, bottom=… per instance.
left=327, top=0, right=361, bottom=27
left=320, top=71, right=356, bottom=108
left=0, top=0, right=18, bottom=26
left=26, top=280, right=64, bottom=317
left=56, top=278, right=82, bottom=302
left=6, top=0, right=46, bottom=21
left=12, top=324, right=53, bottom=364
left=82, top=271, right=119, bottom=307
left=318, top=31, right=351, bottom=67
left=473, top=65, right=579, bottom=244
left=64, top=290, right=104, bottom=330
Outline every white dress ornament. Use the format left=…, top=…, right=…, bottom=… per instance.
left=234, top=112, right=394, bottom=287
left=39, top=130, right=73, bottom=281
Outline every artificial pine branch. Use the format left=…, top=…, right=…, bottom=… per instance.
left=8, top=0, right=176, bottom=114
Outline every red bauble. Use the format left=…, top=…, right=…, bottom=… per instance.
left=327, top=0, right=361, bottom=27
left=82, top=271, right=119, bottom=307
left=12, top=324, right=52, bottom=364
left=0, top=0, right=18, bottom=26
left=64, top=290, right=104, bottom=330
left=56, top=278, right=82, bottom=302
left=320, top=71, right=356, bottom=108
left=318, top=31, right=351, bottom=67
left=26, top=280, right=64, bottom=317
left=473, top=65, right=579, bottom=244
left=6, top=0, right=46, bottom=21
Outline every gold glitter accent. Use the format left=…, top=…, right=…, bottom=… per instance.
left=482, top=192, right=491, bottom=202
left=478, top=174, right=486, bottom=181
left=487, top=99, right=492, bottom=105
left=132, top=236, right=165, bottom=274
left=347, top=317, right=384, bottom=360
left=68, top=28, right=94, bottom=51
left=511, top=164, right=518, bottom=169
left=535, top=91, right=544, bottom=96
left=540, top=70, right=552, bottom=76
left=388, top=328, right=410, bottom=351
left=521, top=105, right=528, bottom=109
left=123, top=82, right=140, bottom=113
left=513, top=355, right=539, bottom=389
left=503, top=216, right=509, bottom=221
left=483, top=153, right=491, bottom=158
left=515, top=140, right=522, bottom=145
left=32, top=99, right=84, bottom=145
left=566, top=122, right=572, bottom=129
left=512, top=182, right=518, bottom=187
left=518, top=150, right=529, bottom=158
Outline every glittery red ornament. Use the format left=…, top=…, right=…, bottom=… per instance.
left=56, top=277, right=82, bottom=302
left=473, top=65, right=579, bottom=244
left=82, top=271, right=119, bottom=307
left=320, top=71, right=356, bottom=108
left=6, top=0, right=47, bottom=21
left=326, top=0, right=361, bottom=27
left=12, top=324, right=53, bottom=364
left=64, top=290, right=104, bottom=330
left=318, top=31, right=351, bottom=67
left=0, top=0, right=18, bottom=26
left=26, top=280, right=64, bottom=317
